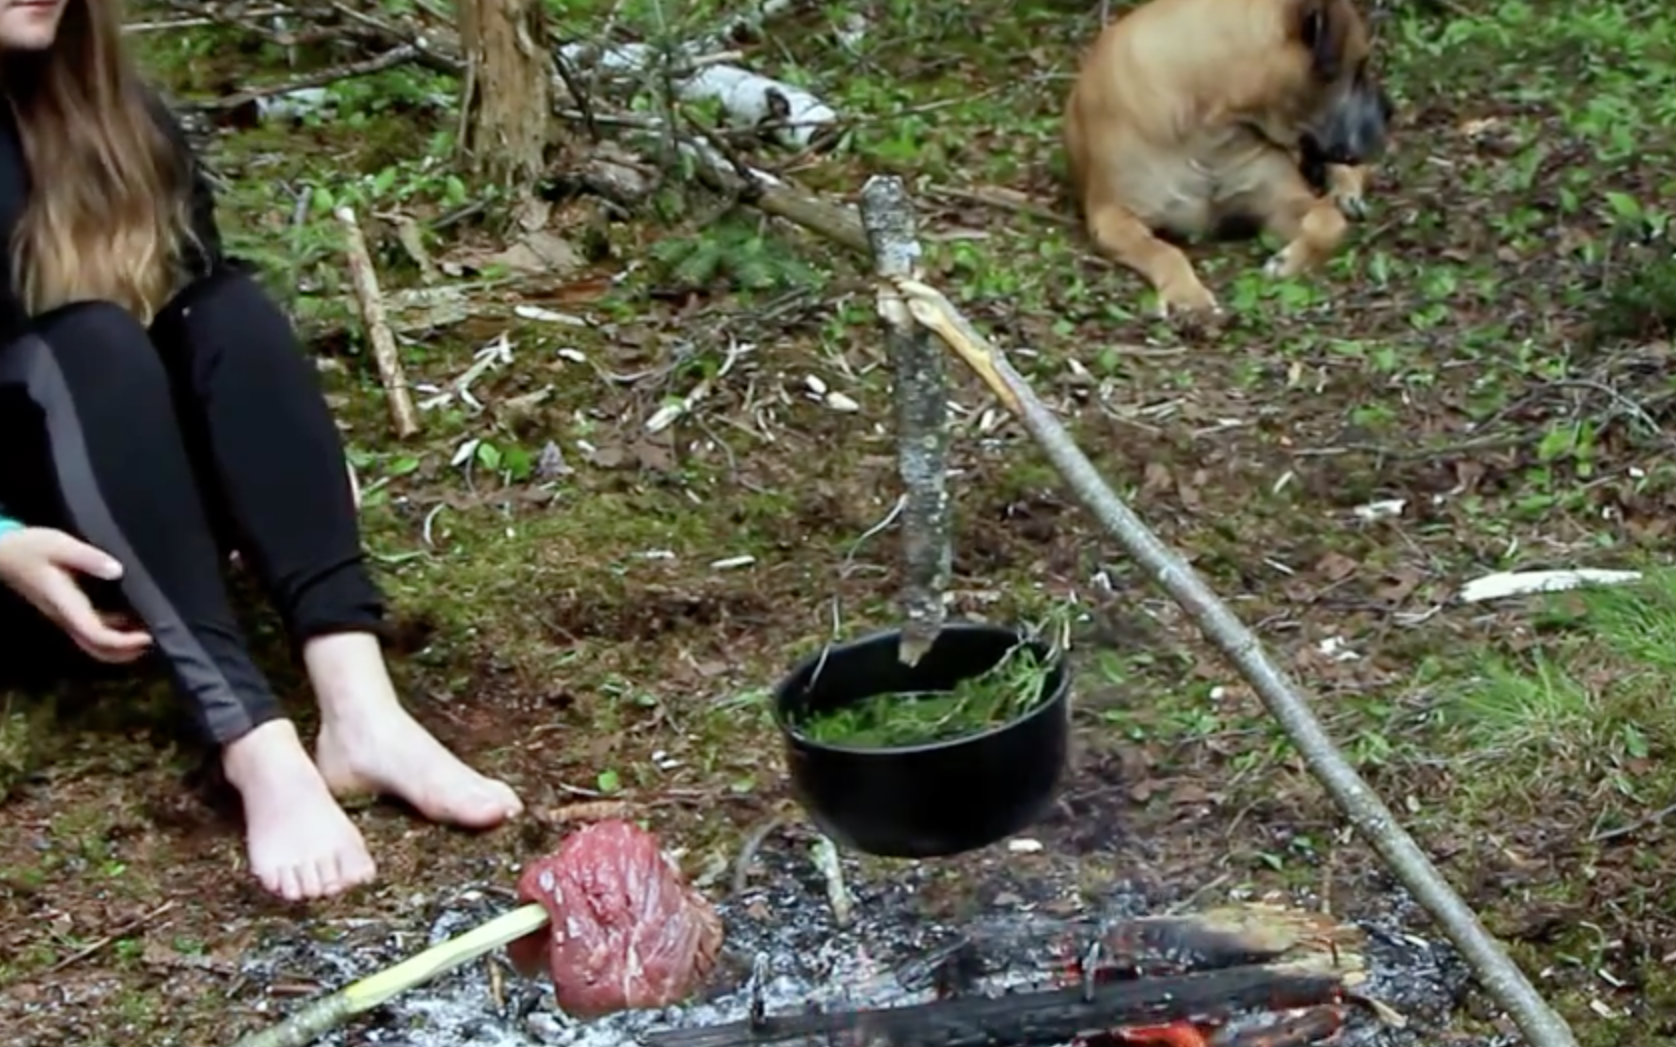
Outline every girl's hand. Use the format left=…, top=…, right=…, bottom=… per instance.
left=0, top=527, right=153, bottom=663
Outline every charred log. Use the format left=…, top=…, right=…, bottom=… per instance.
left=640, top=963, right=1351, bottom=1047
left=896, top=905, right=1366, bottom=993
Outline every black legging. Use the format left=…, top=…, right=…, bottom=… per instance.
left=0, top=265, right=385, bottom=746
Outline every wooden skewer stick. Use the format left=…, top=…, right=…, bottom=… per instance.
left=335, top=205, right=421, bottom=439
left=231, top=903, right=549, bottom=1047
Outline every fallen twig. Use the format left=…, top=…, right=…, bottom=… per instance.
left=1456, top=568, right=1644, bottom=605
left=187, top=44, right=421, bottom=110
left=886, top=274, right=1580, bottom=1047
left=925, top=184, right=1075, bottom=228
left=1590, top=801, right=1676, bottom=844
left=860, top=176, right=950, bottom=667
left=540, top=799, right=641, bottom=825
left=732, top=812, right=791, bottom=896
left=41, top=900, right=177, bottom=976
left=126, top=11, right=284, bottom=31
left=324, top=0, right=475, bottom=78
left=335, top=206, right=421, bottom=439
left=552, top=43, right=601, bottom=142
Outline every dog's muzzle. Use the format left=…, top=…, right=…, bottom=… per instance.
left=1306, top=83, right=1393, bottom=166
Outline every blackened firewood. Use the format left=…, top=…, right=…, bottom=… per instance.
left=639, top=963, right=1349, bottom=1047
left=899, top=904, right=1365, bottom=993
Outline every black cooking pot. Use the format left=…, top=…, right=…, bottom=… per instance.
left=772, top=621, right=1072, bottom=859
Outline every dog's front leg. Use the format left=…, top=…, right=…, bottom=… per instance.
left=1083, top=194, right=1220, bottom=319
left=1246, top=157, right=1351, bottom=280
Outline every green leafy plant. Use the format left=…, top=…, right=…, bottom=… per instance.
left=649, top=220, right=824, bottom=292
left=795, top=642, right=1056, bottom=748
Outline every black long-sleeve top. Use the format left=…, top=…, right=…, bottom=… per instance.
left=0, top=84, right=226, bottom=531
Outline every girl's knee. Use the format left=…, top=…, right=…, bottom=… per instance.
left=151, top=265, right=307, bottom=385
left=158, top=264, right=285, bottom=332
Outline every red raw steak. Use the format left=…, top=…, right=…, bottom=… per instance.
left=507, top=819, right=724, bottom=1017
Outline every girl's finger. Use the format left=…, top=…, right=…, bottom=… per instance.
left=40, top=574, right=151, bottom=654
left=72, top=636, right=153, bottom=664
left=42, top=533, right=123, bottom=581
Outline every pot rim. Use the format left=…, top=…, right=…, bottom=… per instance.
left=771, top=622, right=1071, bottom=757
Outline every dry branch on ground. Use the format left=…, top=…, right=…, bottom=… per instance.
left=335, top=205, right=421, bottom=439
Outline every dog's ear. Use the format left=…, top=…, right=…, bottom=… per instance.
left=1294, top=0, right=1345, bottom=80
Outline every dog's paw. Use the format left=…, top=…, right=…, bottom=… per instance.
left=1263, top=244, right=1310, bottom=280
left=1156, top=279, right=1221, bottom=320
left=1325, top=167, right=1371, bottom=220
left=1157, top=290, right=1225, bottom=340
left=1332, top=189, right=1369, bottom=220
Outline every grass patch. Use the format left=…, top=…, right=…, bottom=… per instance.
left=1434, top=572, right=1676, bottom=818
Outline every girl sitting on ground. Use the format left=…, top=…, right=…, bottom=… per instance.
left=0, top=0, right=523, bottom=902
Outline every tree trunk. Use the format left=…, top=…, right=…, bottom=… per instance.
left=456, top=0, right=553, bottom=191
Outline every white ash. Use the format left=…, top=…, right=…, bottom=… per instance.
left=236, top=843, right=1514, bottom=1047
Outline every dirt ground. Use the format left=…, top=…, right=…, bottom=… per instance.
left=5, top=0, right=1676, bottom=1043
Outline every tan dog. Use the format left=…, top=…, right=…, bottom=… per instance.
left=1064, top=0, right=1392, bottom=319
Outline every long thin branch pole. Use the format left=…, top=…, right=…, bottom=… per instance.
left=859, top=176, right=950, bottom=666
left=887, top=276, right=1579, bottom=1047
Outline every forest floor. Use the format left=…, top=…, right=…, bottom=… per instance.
left=5, top=0, right=1676, bottom=1043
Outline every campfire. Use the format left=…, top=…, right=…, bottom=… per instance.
left=641, top=905, right=1380, bottom=1047
left=241, top=826, right=1492, bottom=1047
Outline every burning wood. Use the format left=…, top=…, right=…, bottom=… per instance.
left=640, top=905, right=1397, bottom=1047
left=642, top=963, right=1353, bottom=1047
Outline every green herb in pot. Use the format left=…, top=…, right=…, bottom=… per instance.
left=796, top=642, right=1054, bottom=748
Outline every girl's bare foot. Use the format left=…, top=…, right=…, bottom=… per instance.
left=221, top=718, right=378, bottom=901
left=304, top=632, right=524, bottom=827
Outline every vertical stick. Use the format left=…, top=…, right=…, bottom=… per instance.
left=335, top=206, right=421, bottom=440
left=859, top=176, right=951, bottom=666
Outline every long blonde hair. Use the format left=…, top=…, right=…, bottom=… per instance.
left=6, top=0, right=200, bottom=324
